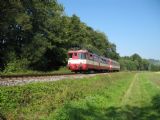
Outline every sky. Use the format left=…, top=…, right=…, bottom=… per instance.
left=58, top=0, right=160, bottom=60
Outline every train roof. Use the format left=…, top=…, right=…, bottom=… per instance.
left=68, top=50, right=88, bottom=53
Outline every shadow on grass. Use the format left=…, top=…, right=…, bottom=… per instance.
left=63, top=94, right=160, bottom=120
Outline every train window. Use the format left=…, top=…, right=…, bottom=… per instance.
left=82, top=53, right=86, bottom=59
left=68, top=53, right=72, bottom=58
left=89, top=54, right=93, bottom=60
left=78, top=53, right=86, bottom=59
left=94, top=55, right=99, bottom=62
left=78, top=53, right=81, bottom=59
left=100, top=58, right=105, bottom=63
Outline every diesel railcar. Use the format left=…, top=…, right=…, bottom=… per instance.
left=67, top=50, right=120, bottom=72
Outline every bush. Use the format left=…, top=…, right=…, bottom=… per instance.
left=4, top=59, right=29, bottom=73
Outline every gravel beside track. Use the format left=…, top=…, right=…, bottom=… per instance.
left=0, top=73, right=106, bottom=86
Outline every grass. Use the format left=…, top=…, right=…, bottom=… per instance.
left=51, top=72, right=160, bottom=120
left=0, top=72, right=160, bottom=120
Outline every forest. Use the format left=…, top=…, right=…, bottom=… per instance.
left=0, top=0, right=159, bottom=73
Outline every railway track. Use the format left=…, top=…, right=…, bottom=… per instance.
left=0, top=73, right=75, bottom=79
left=0, top=73, right=106, bottom=86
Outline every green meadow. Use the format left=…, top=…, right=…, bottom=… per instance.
left=0, top=72, right=160, bottom=120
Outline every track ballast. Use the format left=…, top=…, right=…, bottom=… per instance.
left=0, top=73, right=107, bottom=86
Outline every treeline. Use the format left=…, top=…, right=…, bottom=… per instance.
left=0, top=0, right=159, bottom=73
left=119, top=54, right=160, bottom=71
left=0, top=0, right=119, bottom=73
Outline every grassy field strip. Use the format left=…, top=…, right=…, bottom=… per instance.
left=121, top=73, right=149, bottom=106
left=121, top=72, right=160, bottom=107
left=141, top=73, right=160, bottom=96
left=148, top=73, right=160, bottom=88
left=138, top=73, right=153, bottom=106
left=121, top=73, right=137, bottom=106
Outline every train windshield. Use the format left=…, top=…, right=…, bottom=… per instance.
left=78, top=53, right=86, bottom=59
left=68, top=52, right=86, bottom=59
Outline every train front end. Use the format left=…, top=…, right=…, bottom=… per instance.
left=67, top=50, right=88, bottom=72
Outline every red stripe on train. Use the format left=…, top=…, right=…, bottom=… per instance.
left=68, top=63, right=110, bottom=71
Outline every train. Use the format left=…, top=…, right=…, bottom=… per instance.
left=67, top=49, right=120, bottom=73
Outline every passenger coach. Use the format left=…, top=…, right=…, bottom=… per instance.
left=67, top=49, right=120, bottom=72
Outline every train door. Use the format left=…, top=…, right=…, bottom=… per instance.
left=88, top=53, right=94, bottom=69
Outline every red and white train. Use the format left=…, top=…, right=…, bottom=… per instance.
left=67, top=49, right=120, bottom=72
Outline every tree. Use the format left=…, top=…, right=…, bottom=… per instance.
left=0, top=0, right=120, bottom=72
